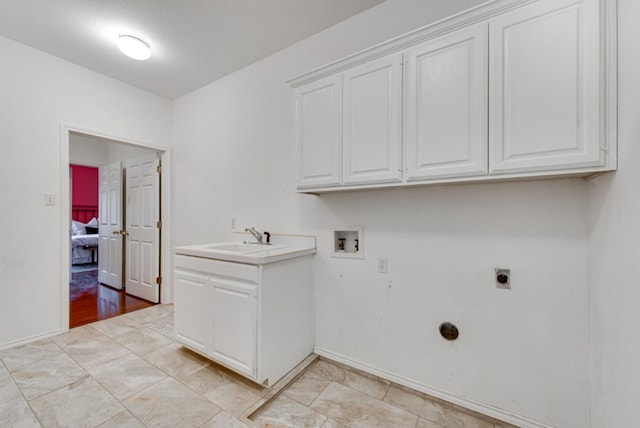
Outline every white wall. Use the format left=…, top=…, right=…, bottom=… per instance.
left=70, top=133, right=158, bottom=166
left=588, top=0, right=640, bottom=426
left=69, top=134, right=108, bottom=166
left=107, top=141, right=158, bottom=164
left=0, top=35, right=171, bottom=347
left=171, top=0, right=591, bottom=426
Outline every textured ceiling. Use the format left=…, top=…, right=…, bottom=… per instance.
left=0, top=0, right=386, bottom=99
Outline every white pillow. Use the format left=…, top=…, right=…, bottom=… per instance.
left=71, top=220, right=86, bottom=235
left=87, top=217, right=99, bottom=227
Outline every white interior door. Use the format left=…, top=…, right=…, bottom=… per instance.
left=125, top=155, right=160, bottom=303
left=98, top=162, right=123, bottom=289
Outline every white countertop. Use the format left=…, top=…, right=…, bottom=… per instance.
left=174, top=232, right=316, bottom=265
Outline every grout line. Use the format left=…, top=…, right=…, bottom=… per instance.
left=242, top=353, right=319, bottom=421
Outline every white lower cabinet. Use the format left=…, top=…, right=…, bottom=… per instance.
left=174, top=269, right=210, bottom=354
left=174, top=254, right=314, bottom=386
left=210, top=280, right=257, bottom=378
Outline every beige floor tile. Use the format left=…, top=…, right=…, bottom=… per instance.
left=320, top=418, right=348, bottom=428
left=283, top=370, right=331, bottom=406
left=181, top=364, right=265, bottom=416
left=311, top=382, right=418, bottom=427
left=432, top=408, right=495, bottom=428
left=143, top=342, right=210, bottom=379
left=95, top=410, right=145, bottom=428
left=343, top=369, right=390, bottom=400
left=384, top=385, right=452, bottom=421
left=49, top=325, right=99, bottom=348
left=385, top=385, right=495, bottom=428
left=124, top=305, right=169, bottom=324
left=0, top=339, right=61, bottom=371
left=88, top=353, right=168, bottom=400
left=11, top=351, right=87, bottom=400
left=0, top=396, right=40, bottom=428
left=92, top=315, right=140, bottom=338
left=416, top=417, right=446, bottom=428
left=253, top=394, right=327, bottom=427
left=55, top=331, right=131, bottom=369
left=144, top=313, right=175, bottom=338
left=0, top=365, right=22, bottom=402
left=155, top=303, right=174, bottom=314
left=113, top=326, right=174, bottom=355
left=123, top=377, right=221, bottom=427
left=201, top=411, right=253, bottom=428
left=30, top=377, right=124, bottom=428
left=309, top=359, right=347, bottom=383
left=1, top=308, right=507, bottom=428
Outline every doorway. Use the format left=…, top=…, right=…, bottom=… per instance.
left=62, top=128, right=170, bottom=329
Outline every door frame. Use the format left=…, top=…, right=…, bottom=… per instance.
left=59, top=123, right=172, bottom=331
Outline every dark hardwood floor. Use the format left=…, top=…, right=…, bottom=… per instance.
left=70, top=267, right=155, bottom=328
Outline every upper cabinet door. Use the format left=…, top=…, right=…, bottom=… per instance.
left=295, top=75, right=342, bottom=189
left=404, top=24, right=489, bottom=181
left=489, top=0, right=602, bottom=174
left=342, top=52, right=403, bottom=185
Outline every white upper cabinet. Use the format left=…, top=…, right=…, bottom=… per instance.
left=295, top=74, right=342, bottom=189
left=489, top=0, right=602, bottom=174
left=289, top=0, right=615, bottom=193
left=343, top=52, right=403, bottom=185
left=405, top=24, right=488, bottom=181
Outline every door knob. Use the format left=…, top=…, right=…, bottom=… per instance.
left=122, top=230, right=129, bottom=236
left=112, top=230, right=121, bottom=235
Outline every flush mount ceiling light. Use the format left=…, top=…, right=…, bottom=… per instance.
left=117, top=34, right=151, bottom=61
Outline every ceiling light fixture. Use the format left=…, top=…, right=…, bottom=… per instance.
left=117, top=34, right=151, bottom=61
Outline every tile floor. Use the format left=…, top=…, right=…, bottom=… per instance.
left=0, top=305, right=516, bottom=428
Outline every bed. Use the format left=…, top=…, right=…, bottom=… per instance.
left=71, top=206, right=100, bottom=265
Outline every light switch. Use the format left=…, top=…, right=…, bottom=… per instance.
left=44, top=193, right=56, bottom=206
left=377, top=258, right=388, bottom=274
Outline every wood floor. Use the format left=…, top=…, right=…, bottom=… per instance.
left=69, top=268, right=155, bottom=328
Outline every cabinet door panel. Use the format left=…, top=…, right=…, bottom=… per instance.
left=211, top=281, right=257, bottom=378
left=174, top=269, right=210, bottom=353
left=343, top=52, right=403, bottom=185
left=489, top=0, right=601, bottom=173
left=295, top=75, right=342, bottom=189
left=405, top=24, right=488, bottom=180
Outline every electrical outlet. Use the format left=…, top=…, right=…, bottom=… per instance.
left=377, top=258, right=388, bottom=274
left=231, top=218, right=237, bottom=229
left=495, top=268, right=511, bottom=289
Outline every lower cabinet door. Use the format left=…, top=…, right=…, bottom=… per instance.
left=174, top=269, right=211, bottom=354
left=210, top=280, right=258, bottom=379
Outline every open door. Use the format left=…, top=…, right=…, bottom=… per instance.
left=124, top=154, right=161, bottom=303
left=98, top=162, right=123, bottom=289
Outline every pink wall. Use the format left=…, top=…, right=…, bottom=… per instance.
left=70, top=165, right=98, bottom=221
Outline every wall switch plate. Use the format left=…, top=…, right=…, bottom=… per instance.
left=377, top=258, right=388, bottom=274
left=44, top=193, right=56, bottom=206
left=495, top=268, right=511, bottom=289
left=231, top=218, right=237, bottom=229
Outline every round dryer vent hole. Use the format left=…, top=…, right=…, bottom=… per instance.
left=439, top=322, right=459, bottom=341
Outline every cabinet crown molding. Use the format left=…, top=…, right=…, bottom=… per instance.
left=288, top=0, right=541, bottom=88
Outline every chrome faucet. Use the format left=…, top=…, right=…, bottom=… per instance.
left=245, top=227, right=263, bottom=244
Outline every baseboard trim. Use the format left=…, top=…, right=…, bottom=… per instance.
left=0, top=329, right=63, bottom=351
left=314, top=347, right=553, bottom=428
